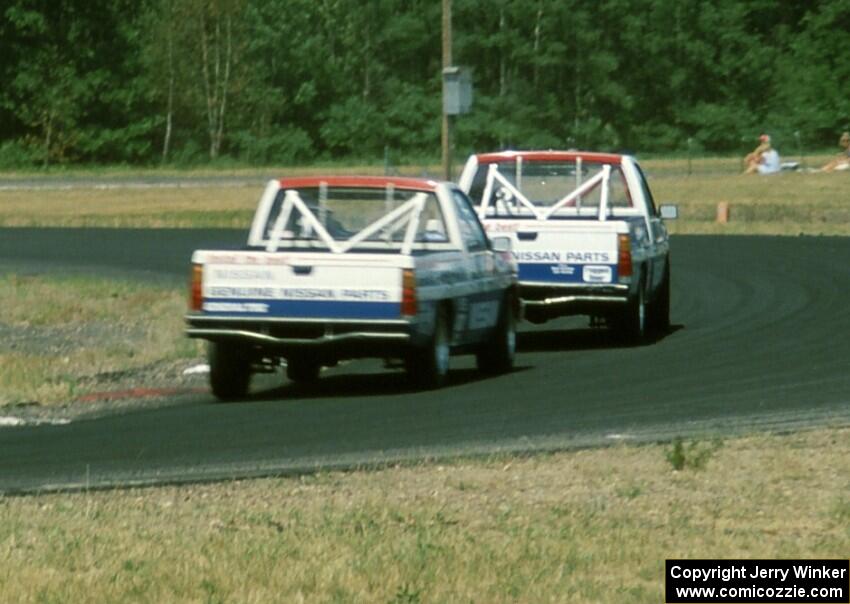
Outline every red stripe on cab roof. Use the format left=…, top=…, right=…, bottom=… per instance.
left=475, top=150, right=623, bottom=165
left=278, top=175, right=440, bottom=192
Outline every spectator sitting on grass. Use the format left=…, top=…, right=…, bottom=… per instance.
left=821, top=131, right=850, bottom=172
left=743, top=134, right=781, bottom=175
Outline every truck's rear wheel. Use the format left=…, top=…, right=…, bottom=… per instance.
left=286, top=357, right=320, bottom=383
left=523, top=307, right=548, bottom=324
left=406, top=306, right=450, bottom=389
left=476, top=294, right=516, bottom=374
left=614, top=280, right=647, bottom=344
left=208, top=341, right=251, bottom=401
left=648, top=260, right=671, bottom=333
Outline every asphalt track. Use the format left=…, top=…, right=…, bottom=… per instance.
left=1, top=229, right=848, bottom=494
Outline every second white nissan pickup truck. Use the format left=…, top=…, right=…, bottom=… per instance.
left=186, top=176, right=518, bottom=400
left=459, top=150, right=676, bottom=342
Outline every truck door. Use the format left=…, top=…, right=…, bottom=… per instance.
left=634, top=163, right=668, bottom=291
left=451, top=189, right=502, bottom=343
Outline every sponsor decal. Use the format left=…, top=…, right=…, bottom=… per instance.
left=340, top=289, right=391, bottom=300
left=206, top=287, right=392, bottom=302
left=513, top=250, right=612, bottom=263
left=208, top=286, right=276, bottom=298
left=205, top=254, right=291, bottom=266
left=213, top=269, right=274, bottom=280
left=583, top=265, right=613, bottom=283
left=469, top=300, right=499, bottom=329
left=204, top=254, right=243, bottom=264
left=485, top=222, right=522, bottom=233
left=551, top=264, right=575, bottom=275
left=203, top=302, right=269, bottom=313
left=280, top=288, right=336, bottom=299
left=519, top=262, right=618, bottom=284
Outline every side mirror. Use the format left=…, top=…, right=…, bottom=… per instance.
left=658, top=204, right=678, bottom=220
left=490, top=236, right=512, bottom=253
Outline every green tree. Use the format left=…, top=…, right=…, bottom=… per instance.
left=770, top=3, right=850, bottom=146
left=0, top=0, right=846, bottom=166
left=4, top=5, right=95, bottom=165
left=2, top=0, right=157, bottom=166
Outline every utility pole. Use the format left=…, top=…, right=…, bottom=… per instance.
left=441, top=0, right=452, bottom=181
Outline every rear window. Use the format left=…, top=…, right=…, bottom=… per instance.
left=261, top=186, right=450, bottom=250
left=468, top=159, right=631, bottom=218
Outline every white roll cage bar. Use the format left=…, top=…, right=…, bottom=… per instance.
left=477, top=162, right=613, bottom=222
left=263, top=186, right=433, bottom=256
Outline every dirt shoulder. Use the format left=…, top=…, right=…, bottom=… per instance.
left=1, top=356, right=209, bottom=425
left=0, top=272, right=206, bottom=417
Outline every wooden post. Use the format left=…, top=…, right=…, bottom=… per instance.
left=441, top=0, right=452, bottom=181
left=716, top=201, right=730, bottom=224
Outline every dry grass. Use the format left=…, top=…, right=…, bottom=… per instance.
left=1, top=157, right=849, bottom=233
left=0, top=274, right=200, bottom=406
left=0, top=164, right=388, bottom=228
left=0, top=186, right=258, bottom=229
left=0, top=163, right=389, bottom=182
left=0, top=427, right=847, bottom=603
left=642, top=156, right=850, bottom=236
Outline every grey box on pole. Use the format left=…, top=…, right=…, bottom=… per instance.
left=443, top=66, right=472, bottom=115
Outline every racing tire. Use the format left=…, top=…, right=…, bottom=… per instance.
left=614, top=278, right=648, bottom=345
left=476, top=294, right=516, bottom=375
left=648, top=260, right=671, bottom=334
left=523, top=307, right=548, bottom=325
left=406, top=305, right=451, bottom=389
left=208, top=341, right=251, bottom=401
left=286, top=357, right=321, bottom=384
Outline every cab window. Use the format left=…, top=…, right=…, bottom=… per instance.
left=634, top=163, right=658, bottom=216
left=451, top=190, right=488, bottom=252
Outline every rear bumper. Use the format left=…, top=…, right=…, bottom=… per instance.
left=520, top=282, right=630, bottom=319
left=185, top=315, right=414, bottom=359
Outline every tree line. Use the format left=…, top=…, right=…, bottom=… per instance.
left=1, top=0, right=848, bottom=168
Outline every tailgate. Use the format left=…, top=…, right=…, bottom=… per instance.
left=194, top=250, right=406, bottom=320
left=485, top=220, right=625, bottom=286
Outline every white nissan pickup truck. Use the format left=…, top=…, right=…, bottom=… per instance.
left=186, top=176, right=518, bottom=400
left=459, top=150, right=676, bottom=342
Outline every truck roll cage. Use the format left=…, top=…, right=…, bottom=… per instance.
left=264, top=185, right=440, bottom=256
left=477, top=162, right=613, bottom=222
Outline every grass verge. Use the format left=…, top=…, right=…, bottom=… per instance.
left=0, top=273, right=200, bottom=406
left=1, top=427, right=847, bottom=602
left=1, top=156, right=849, bottom=234
left=647, top=159, right=850, bottom=236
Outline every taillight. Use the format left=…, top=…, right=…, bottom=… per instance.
left=401, top=269, right=417, bottom=316
left=190, top=264, right=203, bottom=311
left=617, top=233, right=632, bottom=280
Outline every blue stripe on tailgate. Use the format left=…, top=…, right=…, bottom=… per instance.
left=202, top=298, right=401, bottom=319
left=518, top=263, right=618, bottom=284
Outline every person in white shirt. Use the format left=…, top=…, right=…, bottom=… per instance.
left=743, top=134, right=781, bottom=175
left=758, top=146, right=781, bottom=174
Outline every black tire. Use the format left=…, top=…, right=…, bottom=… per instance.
left=406, top=305, right=451, bottom=389
left=286, top=357, right=320, bottom=383
left=523, top=307, right=548, bottom=325
left=208, top=341, right=251, bottom=401
left=614, top=277, right=648, bottom=345
left=476, top=294, right=516, bottom=374
left=648, top=260, right=671, bottom=333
